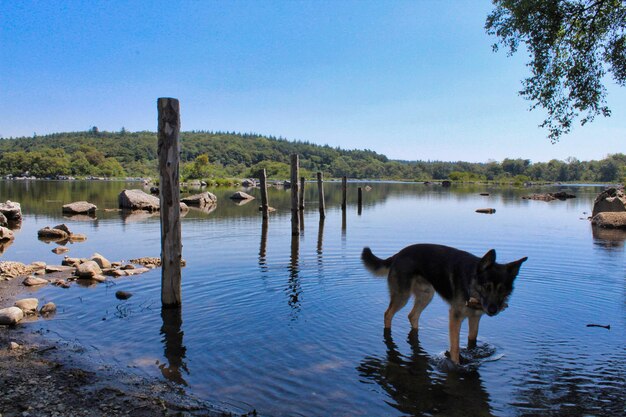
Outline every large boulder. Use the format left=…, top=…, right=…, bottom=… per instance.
left=591, top=212, right=626, bottom=229
left=119, top=189, right=160, bottom=211
left=62, top=201, right=97, bottom=214
left=592, top=187, right=626, bottom=217
left=0, top=201, right=22, bottom=222
left=181, top=192, right=217, bottom=207
left=0, top=307, right=23, bottom=325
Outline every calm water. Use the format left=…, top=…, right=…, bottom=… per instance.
left=1, top=180, right=625, bottom=416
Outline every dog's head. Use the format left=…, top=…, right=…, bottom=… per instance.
left=474, top=249, right=527, bottom=317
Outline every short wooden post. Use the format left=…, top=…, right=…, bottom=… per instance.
left=299, top=176, right=305, bottom=210
left=260, top=169, right=269, bottom=219
left=341, top=176, right=347, bottom=211
left=158, top=97, right=182, bottom=308
left=317, top=172, right=326, bottom=219
left=290, top=154, right=300, bottom=236
left=357, top=187, right=363, bottom=216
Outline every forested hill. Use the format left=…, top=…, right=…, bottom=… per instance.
left=0, top=130, right=624, bottom=183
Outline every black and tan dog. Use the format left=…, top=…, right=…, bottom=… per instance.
left=362, top=244, right=527, bottom=364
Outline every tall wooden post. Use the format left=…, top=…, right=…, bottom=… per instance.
left=260, top=169, right=269, bottom=219
left=158, top=97, right=182, bottom=308
left=317, top=172, right=326, bottom=219
left=290, top=154, right=300, bottom=236
left=341, top=176, right=347, bottom=211
left=357, top=187, right=363, bottom=216
left=299, top=176, right=305, bottom=210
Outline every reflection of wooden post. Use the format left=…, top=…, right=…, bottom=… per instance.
left=160, top=306, right=187, bottom=385
left=260, top=169, right=269, bottom=219
left=290, top=154, right=300, bottom=236
left=342, top=209, right=347, bottom=234
left=357, top=187, right=363, bottom=216
left=317, top=172, right=326, bottom=219
left=299, top=176, right=305, bottom=210
left=317, top=218, right=325, bottom=257
left=259, top=217, right=268, bottom=268
left=341, top=176, right=347, bottom=211
left=158, top=97, right=182, bottom=308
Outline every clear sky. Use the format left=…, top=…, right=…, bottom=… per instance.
left=1, top=0, right=624, bottom=163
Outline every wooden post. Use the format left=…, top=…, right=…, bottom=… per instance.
left=290, top=154, right=300, bottom=236
left=158, top=97, right=182, bottom=308
left=357, top=187, right=363, bottom=216
left=317, top=172, right=326, bottom=219
left=299, top=176, right=305, bottom=210
left=260, top=169, right=269, bottom=219
left=341, top=176, right=347, bottom=211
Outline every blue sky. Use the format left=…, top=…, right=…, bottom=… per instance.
left=1, top=0, right=624, bottom=163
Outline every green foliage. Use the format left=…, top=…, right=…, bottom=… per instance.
left=486, top=0, right=626, bottom=141
left=0, top=130, right=624, bottom=183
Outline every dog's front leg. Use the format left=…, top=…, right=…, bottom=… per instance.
left=467, top=315, right=481, bottom=349
left=448, top=309, right=463, bottom=364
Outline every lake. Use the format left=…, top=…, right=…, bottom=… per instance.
left=1, top=180, right=624, bottom=416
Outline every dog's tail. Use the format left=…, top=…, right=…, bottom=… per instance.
left=361, top=247, right=392, bottom=277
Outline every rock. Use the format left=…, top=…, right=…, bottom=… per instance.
left=523, top=192, right=576, bottom=201
left=591, top=212, right=626, bottom=229
left=9, top=341, right=20, bottom=350
left=15, top=298, right=38, bottom=314
left=0, top=306, right=24, bottom=325
left=0, top=261, right=32, bottom=278
left=365, top=185, right=372, bottom=191
left=181, top=192, right=217, bottom=207
left=110, top=269, right=127, bottom=277
left=592, top=187, right=626, bottom=217
left=0, top=211, right=7, bottom=227
left=52, top=246, right=69, bottom=254
left=62, top=257, right=85, bottom=267
left=30, top=261, right=46, bottom=268
left=23, top=276, right=48, bottom=286
left=62, top=201, right=97, bottom=214
left=91, top=253, right=111, bottom=269
left=69, top=234, right=87, bottom=242
left=480, top=193, right=490, bottom=196
left=0, top=226, right=14, bottom=241
left=75, top=261, right=102, bottom=279
left=242, top=178, right=256, bottom=187
left=53, top=224, right=72, bottom=235
left=45, top=265, right=75, bottom=274
left=0, top=200, right=22, bottom=221
left=124, top=267, right=150, bottom=276
left=230, top=191, right=255, bottom=201
left=118, top=189, right=160, bottom=211
left=37, top=227, right=69, bottom=240
left=476, top=208, right=496, bottom=214
left=115, top=291, right=133, bottom=300
left=40, top=302, right=57, bottom=315
left=91, top=275, right=107, bottom=283
left=121, top=264, right=135, bottom=270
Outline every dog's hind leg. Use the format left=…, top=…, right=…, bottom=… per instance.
left=467, top=315, right=481, bottom=349
left=408, top=281, right=434, bottom=330
left=384, top=289, right=410, bottom=329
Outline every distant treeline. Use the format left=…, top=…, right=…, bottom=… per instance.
left=0, top=129, right=624, bottom=183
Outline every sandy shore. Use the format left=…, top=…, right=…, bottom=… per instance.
left=0, top=276, right=250, bottom=417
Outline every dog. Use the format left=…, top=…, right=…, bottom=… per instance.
left=362, top=244, right=527, bottom=364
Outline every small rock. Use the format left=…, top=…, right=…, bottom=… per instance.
left=52, top=246, right=69, bottom=254
left=121, top=264, right=135, bottom=270
left=0, top=306, right=24, bottom=325
left=110, top=269, right=127, bottom=277
left=40, top=302, right=57, bottom=315
left=115, top=291, right=133, bottom=300
left=15, top=298, right=38, bottom=314
left=91, top=253, right=111, bottom=269
left=62, top=201, right=97, bottom=214
left=69, top=233, right=87, bottom=242
left=30, top=261, right=46, bottom=268
left=62, top=257, right=85, bottom=267
left=230, top=191, right=255, bottom=200
left=124, top=267, right=150, bottom=276
left=75, top=261, right=102, bottom=279
left=9, top=341, right=20, bottom=350
left=0, top=226, right=14, bottom=241
left=45, top=265, right=75, bottom=274
left=476, top=208, right=496, bottom=214
left=23, top=276, right=49, bottom=286
left=37, top=227, right=69, bottom=240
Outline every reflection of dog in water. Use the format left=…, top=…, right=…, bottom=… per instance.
left=362, top=244, right=527, bottom=364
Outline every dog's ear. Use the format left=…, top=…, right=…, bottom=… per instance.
left=478, top=249, right=496, bottom=272
left=507, top=257, right=528, bottom=277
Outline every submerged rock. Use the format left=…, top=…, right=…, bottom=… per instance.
left=115, top=291, right=133, bottom=300
left=23, top=276, right=49, bottom=286
left=230, top=191, right=255, bottom=201
left=62, top=201, right=97, bottom=214
left=40, top=302, right=57, bottom=315
left=591, top=212, right=626, bottom=229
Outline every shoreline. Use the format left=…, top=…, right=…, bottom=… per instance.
left=0, top=277, right=249, bottom=417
